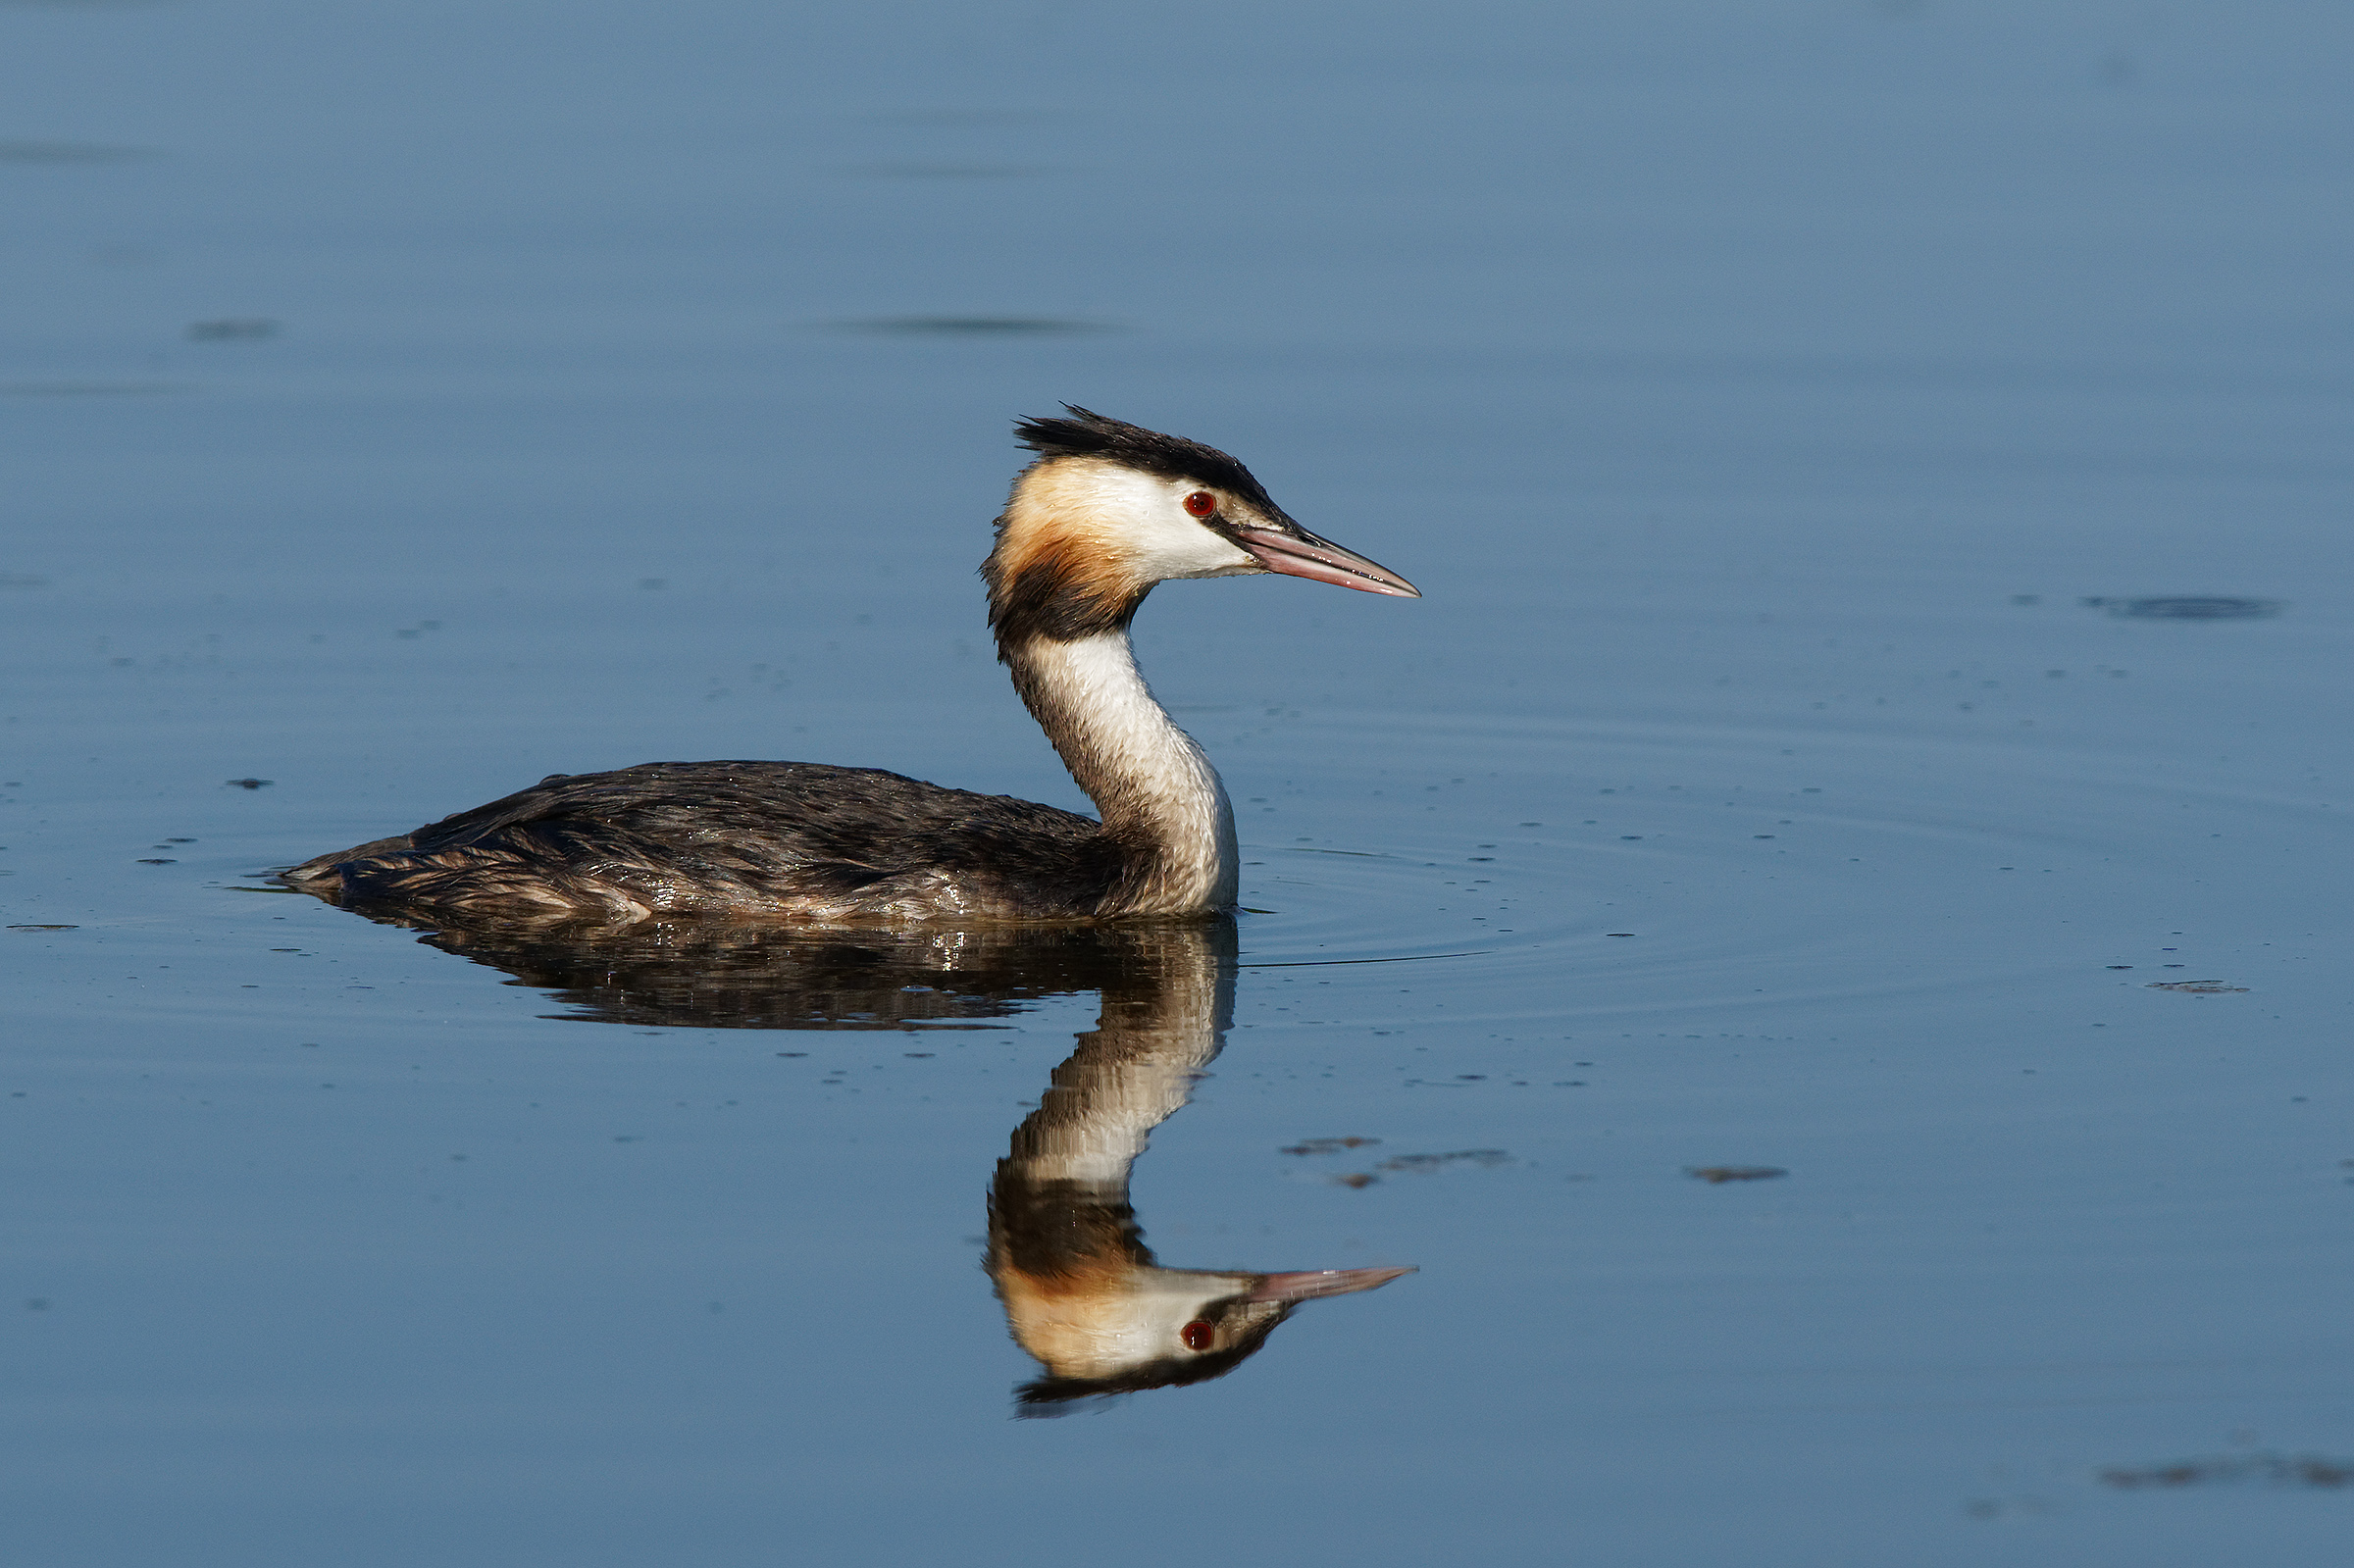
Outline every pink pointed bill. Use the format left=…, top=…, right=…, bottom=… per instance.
left=1233, top=528, right=1420, bottom=598
left=1247, top=1265, right=1418, bottom=1304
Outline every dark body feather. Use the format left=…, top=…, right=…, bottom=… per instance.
left=283, top=761, right=1131, bottom=923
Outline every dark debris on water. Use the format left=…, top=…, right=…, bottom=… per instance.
left=831, top=316, right=1113, bottom=336
left=186, top=319, right=280, bottom=342
left=1328, top=1149, right=1513, bottom=1189
left=2100, top=1451, right=2353, bottom=1491
left=1687, top=1165, right=1788, bottom=1184
left=2080, top=596, right=2283, bottom=620
left=1380, top=1149, right=1510, bottom=1173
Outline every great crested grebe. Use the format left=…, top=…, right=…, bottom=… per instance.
left=989, top=920, right=1412, bottom=1409
left=284, top=408, right=1418, bottom=923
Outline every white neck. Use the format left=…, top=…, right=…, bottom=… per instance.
left=1003, top=630, right=1239, bottom=916
left=1015, top=971, right=1227, bottom=1189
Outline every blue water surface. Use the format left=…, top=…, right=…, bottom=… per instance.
left=5, top=3, right=2352, bottom=1563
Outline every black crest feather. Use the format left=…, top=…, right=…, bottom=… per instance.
left=1012, top=406, right=1281, bottom=515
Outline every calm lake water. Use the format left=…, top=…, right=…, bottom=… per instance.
left=6, top=3, right=2352, bottom=1563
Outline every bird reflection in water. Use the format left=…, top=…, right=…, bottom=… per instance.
left=988, top=919, right=1413, bottom=1412
left=356, top=910, right=1416, bottom=1410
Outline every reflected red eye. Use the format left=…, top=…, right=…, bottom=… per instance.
left=1183, top=490, right=1217, bottom=519
left=1180, top=1320, right=1215, bottom=1350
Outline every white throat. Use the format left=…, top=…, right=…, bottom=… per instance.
left=1009, top=630, right=1239, bottom=915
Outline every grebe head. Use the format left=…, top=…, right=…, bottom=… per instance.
left=1000, top=1262, right=1417, bottom=1411
left=988, top=406, right=1418, bottom=642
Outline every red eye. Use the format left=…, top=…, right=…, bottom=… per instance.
left=1182, top=490, right=1217, bottom=519
left=1180, top=1320, right=1215, bottom=1350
